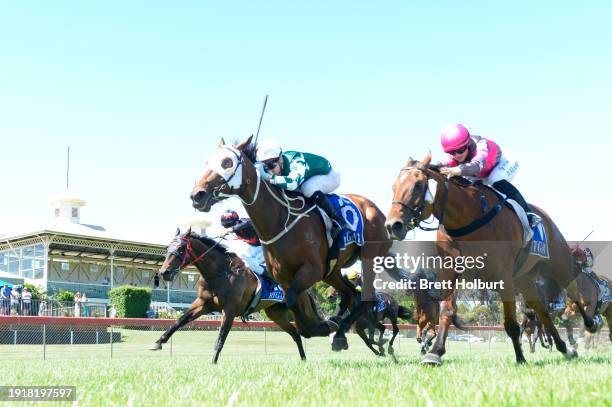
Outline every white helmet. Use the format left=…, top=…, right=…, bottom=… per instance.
left=256, top=139, right=282, bottom=162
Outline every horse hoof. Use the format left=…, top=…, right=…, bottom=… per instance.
left=421, top=353, right=442, bottom=366
left=332, top=336, right=348, bottom=352
left=565, top=348, right=578, bottom=360
left=325, top=319, right=339, bottom=333
left=149, top=343, right=162, bottom=351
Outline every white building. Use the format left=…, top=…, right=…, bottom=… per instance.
left=0, top=192, right=211, bottom=308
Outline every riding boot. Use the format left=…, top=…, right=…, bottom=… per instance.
left=311, top=191, right=353, bottom=237
left=492, top=180, right=541, bottom=228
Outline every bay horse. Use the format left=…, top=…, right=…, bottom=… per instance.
left=385, top=153, right=597, bottom=365
left=151, top=228, right=307, bottom=363
left=190, top=135, right=394, bottom=351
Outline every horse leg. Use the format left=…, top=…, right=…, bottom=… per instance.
left=355, top=319, right=381, bottom=356
left=422, top=294, right=455, bottom=366
left=501, top=294, right=526, bottom=364
left=150, top=298, right=207, bottom=350
left=563, top=318, right=577, bottom=347
left=387, top=313, right=400, bottom=358
left=520, top=281, right=576, bottom=358
left=374, top=320, right=386, bottom=355
left=264, top=303, right=306, bottom=361
left=285, top=263, right=333, bottom=338
left=564, top=279, right=597, bottom=333
left=324, top=271, right=357, bottom=323
left=211, top=310, right=235, bottom=364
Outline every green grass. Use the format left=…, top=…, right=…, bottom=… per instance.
left=2, top=329, right=611, bottom=406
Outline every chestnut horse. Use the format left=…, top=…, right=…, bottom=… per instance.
left=152, top=229, right=307, bottom=363
left=191, top=135, right=399, bottom=351
left=385, top=154, right=597, bottom=365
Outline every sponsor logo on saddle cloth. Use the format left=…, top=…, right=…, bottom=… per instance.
left=243, top=271, right=284, bottom=317
left=529, top=223, right=549, bottom=258
left=318, top=194, right=365, bottom=250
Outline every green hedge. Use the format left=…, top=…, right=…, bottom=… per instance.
left=108, top=286, right=152, bottom=318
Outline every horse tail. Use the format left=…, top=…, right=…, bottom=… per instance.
left=397, top=305, right=412, bottom=321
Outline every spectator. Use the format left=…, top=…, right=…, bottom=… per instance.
left=81, top=292, right=88, bottom=317
left=146, top=306, right=157, bottom=319
left=109, top=304, right=117, bottom=318
left=38, top=300, right=48, bottom=316
left=21, top=287, right=32, bottom=316
left=10, top=286, right=21, bottom=315
left=0, top=284, right=10, bottom=315
left=102, top=276, right=110, bottom=285
left=74, top=292, right=81, bottom=317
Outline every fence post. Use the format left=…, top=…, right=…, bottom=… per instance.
left=43, top=324, right=46, bottom=360
left=264, top=327, right=267, bottom=354
left=70, top=329, right=74, bottom=346
left=110, top=325, right=114, bottom=359
left=13, top=329, right=17, bottom=345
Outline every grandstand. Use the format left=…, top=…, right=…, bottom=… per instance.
left=0, top=191, right=209, bottom=308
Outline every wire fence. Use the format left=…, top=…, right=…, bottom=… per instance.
left=0, top=316, right=609, bottom=360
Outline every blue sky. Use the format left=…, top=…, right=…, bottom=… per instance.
left=1, top=1, right=611, bottom=243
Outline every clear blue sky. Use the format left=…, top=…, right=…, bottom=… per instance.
left=1, top=1, right=611, bottom=243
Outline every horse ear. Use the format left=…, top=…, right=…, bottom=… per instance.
left=235, top=135, right=253, bottom=151
left=218, top=138, right=226, bottom=148
left=175, top=227, right=180, bottom=237
left=422, top=151, right=432, bottom=167
left=186, top=226, right=192, bottom=236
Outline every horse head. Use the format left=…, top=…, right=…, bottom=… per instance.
left=385, top=152, right=436, bottom=240
left=159, top=227, right=194, bottom=282
left=190, top=135, right=254, bottom=212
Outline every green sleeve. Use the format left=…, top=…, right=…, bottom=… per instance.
left=269, top=155, right=306, bottom=190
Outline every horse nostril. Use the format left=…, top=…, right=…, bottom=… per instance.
left=391, top=221, right=404, bottom=236
left=192, top=191, right=206, bottom=203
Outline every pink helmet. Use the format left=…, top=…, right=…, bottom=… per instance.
left=440, top=124, right=471, bottom=153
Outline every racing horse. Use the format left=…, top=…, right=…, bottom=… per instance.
left=385, top=154, right=597, bottom=365
left=520, top=308, right=552, bottom=353
left=151, top=228, right=307, bottom=363
left=190, top=135, right=393, bottom=351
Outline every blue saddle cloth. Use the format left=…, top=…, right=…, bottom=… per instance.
left=372, top=293, right=387, bottom=313
left=258, top=274, right=284, bottom=302
left=328, top=193, right=365, bottom=250
left=529, top=223, right=549, bottom=258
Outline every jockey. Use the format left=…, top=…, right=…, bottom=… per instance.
left=220, top=210, right=274, bottom=282
left=255, top=139, right=353, bottom=235
left=438, top=124, right=541, bottom=228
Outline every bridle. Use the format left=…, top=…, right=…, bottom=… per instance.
left=391, top=165, right=449, bottom=232
left=168, top=236, right=229, bottom=281
left=206, top=147, right=314, bottom=246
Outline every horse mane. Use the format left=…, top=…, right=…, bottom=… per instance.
left=426, top=165, right=474, bottom=188
left=188, top=231, right=229, bottom=256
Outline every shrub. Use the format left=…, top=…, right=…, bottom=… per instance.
left=108, top=286, right=152, bottom=318
left=53, top=289, right=75, bottom=303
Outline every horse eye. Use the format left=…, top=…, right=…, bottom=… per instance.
left=221, top=158, right=233, bottom=169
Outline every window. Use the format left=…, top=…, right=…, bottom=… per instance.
left=188, top=274, right=195, bottom=282
left=90, top=264, right=99, bottom=273
left=72, top=208, right=78, bottom=218
left=142, top=269, right=150, bottom=278
left=61, top=262, right=70, bottom=271
left=55, top=208, right=60, bottom=218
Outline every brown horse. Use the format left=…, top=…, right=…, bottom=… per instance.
left=385, top=153, right=597, bottom=365
left=152, top=228, right=307, bottom=363
left=190, top=136, right=398, bottom=351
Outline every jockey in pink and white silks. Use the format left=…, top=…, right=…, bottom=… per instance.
left=438, top=124, right=541, bottom=228
left=255, top=139, right=353, bottom=235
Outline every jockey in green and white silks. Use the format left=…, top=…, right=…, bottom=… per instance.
left=255, top=139, right=353, bottom=234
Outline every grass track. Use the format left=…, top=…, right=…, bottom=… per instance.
left=3, top=329, right=611, bottom=406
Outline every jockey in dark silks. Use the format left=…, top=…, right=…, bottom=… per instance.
left=221, top=210, right=275, bottom=282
